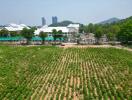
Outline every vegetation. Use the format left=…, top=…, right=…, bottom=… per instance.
left=39, top=31, right=48, bottom=44
left=21, top=28, right=35, bottom=44
left=0, top=29, right=18, bottom=37
left=52, top=29, right=63, bottom=42
left=117, top=22, right=132, bottom=44
left=9, top=31, right=19, bottom=37
left=52, top=29, right=58, bottom=41
left=94, top=26, right=103, bottom=44
left=74, top=33, right=81, bottom=44
left=0, top=29, right=9, bottom=37
left=82, top=16, right=132, bottom=44
left=49, top=20, right=74, bottom=27
left=0, top=16, right=131, bottom=46
left=0, top=46, right=131, bottom=99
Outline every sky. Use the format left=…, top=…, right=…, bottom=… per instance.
left=0, top=0, right=132, bottom=26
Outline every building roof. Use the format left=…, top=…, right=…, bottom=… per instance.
left=42, top=27, right=69, bottom=32
left=5, top=23, right=30, bottom=31
left=35, top=26, right=69, bottom=35
left=67, top=24, right=79, bottom=28
left=34, top=24, right=79, bottom=35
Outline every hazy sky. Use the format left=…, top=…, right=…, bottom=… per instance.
left=0, top=0, right=132, bottom=26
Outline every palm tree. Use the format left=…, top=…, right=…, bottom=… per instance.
left=39, top=31, right=48, bottom=44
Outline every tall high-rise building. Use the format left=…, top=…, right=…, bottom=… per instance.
left=42, top=17, right=46, bottom=26
left=52, top=16, right=58, bottom=24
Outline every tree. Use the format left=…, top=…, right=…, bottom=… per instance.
left=39, top=31, right=48, bottom=44
left=84, top=23, right=94, bottom=33
left=117, top=23, right=132, bottom=44
left=88, top=23, right=94, bottom=33
left=107, top=32, right=115, bottom=41
left=30, top=26, right=37, bottom=31
left=107, top=25, right=120, bottom=41
left=75, top=33, right=81, bottom=44
left=94, top=27, right=103, bottom=44
left=110, top=25, right=120, bottom=34
left=21, top=28, right=34, bottom=44
left=52, top=29, right=58, bottom=41
left=0, top=29, right=9, bottom=37
left=49, top=20, right=73, bottom=27
left=10, top=31, right=19, bottom=37
left=57, top=30, right=63, bottom=41
left=52, top=29, right=64, bottom=44
left=63, top=35, right=68, bottom=42
left=79, top=24, right=84, bottom=33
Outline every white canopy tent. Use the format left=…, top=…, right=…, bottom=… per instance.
left=34, top=24, right=79, bottom=35
left=5, top=23, right=30, bottom=31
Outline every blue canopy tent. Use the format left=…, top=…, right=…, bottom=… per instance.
left=0, top=36, right=64, bottom=41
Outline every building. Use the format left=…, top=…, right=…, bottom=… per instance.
left=79, top=33, right=96, bottom=44
left=67, top=24, right=80, bottom=33
left=52, top=16, right=58, bottom=24
left=34, top=24, right=80, bottom=35
left=79, top=33, right=109, bottom=44
left=42, top=17, right=46, bottom=26
left=99, top=34, right=108, bottom=44
left=4, top=23, right=30, bottom=32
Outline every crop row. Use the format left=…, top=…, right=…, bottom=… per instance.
left=0, top=46, right=131, bottom=100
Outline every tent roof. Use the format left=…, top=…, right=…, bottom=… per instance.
left=5, top=23, right=30, bottom=31
left=34, top=27, right=69, bottom=35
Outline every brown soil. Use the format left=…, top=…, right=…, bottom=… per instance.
left=60, top=44, right=132, bottom=52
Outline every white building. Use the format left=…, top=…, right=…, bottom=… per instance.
left=34, top=24, right=79, bottom=35
left=80, top=33, right=96, bottom=44
left=5, top=23, right=30, bottom=32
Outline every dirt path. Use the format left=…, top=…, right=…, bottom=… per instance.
left=60, top=44, right=132, bottom=52
left=112, top=45, right=132, bottom=52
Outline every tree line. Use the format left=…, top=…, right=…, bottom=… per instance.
left=79, top=16, right=132, bottom=44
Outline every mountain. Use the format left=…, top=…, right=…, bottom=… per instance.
left=49, top=20, right=78, bottom=27
left=99, top=18, right=120, bottom=24
left=106, top=16, right=132, bottom=26
left=118, top=16, right=132, bottom=24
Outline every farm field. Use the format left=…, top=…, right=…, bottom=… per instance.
left=0, top=46, right=132, bottom=100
